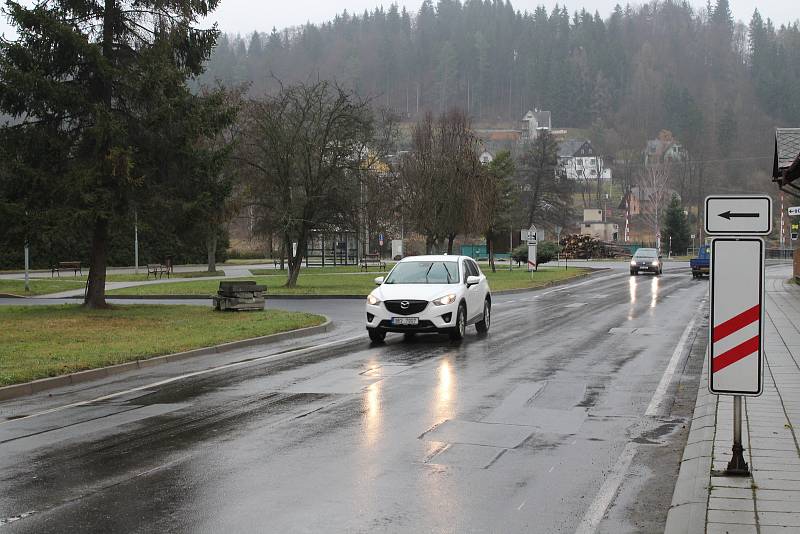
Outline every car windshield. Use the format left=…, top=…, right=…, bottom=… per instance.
left=634, top=249, right=658, bottom=260
left=384, top=261, right=459, bottom=284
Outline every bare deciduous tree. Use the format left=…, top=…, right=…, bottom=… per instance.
left=239, top=80, right=377, bottom=287
left=398, top=109, right=483, bottom=254
left=638, top=163, right=673, bottom=248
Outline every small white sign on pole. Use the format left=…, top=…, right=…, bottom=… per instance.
left=788, top=206, right=800, bottom=216
left=709, top=237, right=764, bottom=396
left=527, top=224, right=537, bottom=272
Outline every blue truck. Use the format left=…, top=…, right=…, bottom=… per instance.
left=690, top=245, right=710, bottom=278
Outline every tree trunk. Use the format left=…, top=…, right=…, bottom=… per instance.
left=447, top=233, right=455, bottom=255
left=207, top=232, right=217, bottom=273
left=425, top=235, right=434, bottom=255
left=84, top=217, right=109, bottom=309
left=285, top=232, right=305, bottom=288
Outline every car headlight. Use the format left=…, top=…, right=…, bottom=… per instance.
left=367, top=294, right=381, bottom=306
left=651, top=261, right=659, bottom=266
left=630, top=260, right=637, bottom=266
left=433, top=294, right=457, bottom=306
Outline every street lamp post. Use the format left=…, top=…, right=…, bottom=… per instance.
left=24, top=240, right=30, bottom=292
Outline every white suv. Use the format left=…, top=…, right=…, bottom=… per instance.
left=365, top=255, right=491, bottom=342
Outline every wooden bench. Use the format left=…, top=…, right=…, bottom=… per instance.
left=360, top=253, right=386, bottom=271
left=146, top=264, right=171, bottom=279
left=51, top=261, right=82, bottom=277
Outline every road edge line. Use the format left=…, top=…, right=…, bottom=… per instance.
left=663, top=350, right=715, bottom=534
left=0, top=318, right=335, bottom=402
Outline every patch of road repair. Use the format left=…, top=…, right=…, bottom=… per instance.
left=573, top=301, right=704, bottom=534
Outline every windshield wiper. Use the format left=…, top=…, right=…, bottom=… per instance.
left=424, top=263, right=434, bottom=284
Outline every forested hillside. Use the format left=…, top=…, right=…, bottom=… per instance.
left=198, top=0, right=800, bottom=195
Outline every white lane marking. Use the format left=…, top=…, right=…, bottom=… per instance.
left=574, top=300, right=704, bottom=534
left=0, top=335, right=364, bottom=427
left=517, top=500, right=527, bottom=511
left=548, top=466, right=555, bottom=473
left=573, top=442, right=638, bottom=534
left=644, top=304, right=701, bottom=417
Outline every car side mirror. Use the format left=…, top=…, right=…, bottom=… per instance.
left=659, top=256, right=663, bottom=259
left=374, top=276, right=384, bottom=285
left=466, top=275, right=480, bottom=286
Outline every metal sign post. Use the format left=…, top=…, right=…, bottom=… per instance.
left=706, top=195, right=770, bottom=477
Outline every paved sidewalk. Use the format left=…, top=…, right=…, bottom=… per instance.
left=667, top=265, right=800, bottom=533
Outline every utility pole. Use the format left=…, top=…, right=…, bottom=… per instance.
left=509, top=227, right=513, bottom=271
left=134, top=207, right=139, bottom=275
left=24, top=209, right=30, bottom=292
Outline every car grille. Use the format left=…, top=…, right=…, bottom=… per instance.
left=384, top=300, right=428, bottom=315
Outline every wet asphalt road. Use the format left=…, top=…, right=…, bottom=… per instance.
left=0, top=266, right=711, bottom=533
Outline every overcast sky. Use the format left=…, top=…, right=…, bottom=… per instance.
left=202, top=0, right=796, bottom=35
left=1, top=1, right=796, bottom=39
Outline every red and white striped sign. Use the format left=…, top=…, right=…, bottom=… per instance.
left=709, top=238, right=764, bottom=396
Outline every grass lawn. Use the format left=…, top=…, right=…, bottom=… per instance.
left=0, top=305, right=325, bottom=386
left=0, top=279, right=86, bottom=297
left=108, top=266, right=592, bottom=297
left=483, top=266, right=591, bottom=291
left=53, top=270, right=225, bottom=283
left=108, top=272, right=382, bottom=296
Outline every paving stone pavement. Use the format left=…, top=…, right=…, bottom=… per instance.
left=667, top=266, right=800, bottom=534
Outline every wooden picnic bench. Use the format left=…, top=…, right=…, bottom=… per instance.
left=360, top=253, right=386, bottom=271
left=51, top=261, right=82, bottom=277
left=147, top=264, right=171, bottom=279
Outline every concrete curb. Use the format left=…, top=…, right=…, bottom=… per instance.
left=664, top=351, right=715, bottom=534
left=0, top=293, right=25, bottom=299
left=0, top=318, right=335, bottom=402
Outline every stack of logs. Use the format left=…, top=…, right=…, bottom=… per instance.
left=213, top=281, right=266, bottom=311
left=559, top=234, right=604, bottom=259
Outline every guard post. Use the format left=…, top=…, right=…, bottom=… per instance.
left=705, top=195, right=771, bottom=476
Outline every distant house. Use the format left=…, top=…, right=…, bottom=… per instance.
left=619, top=186, right=681, bottom=216
left=580, top=209, right=619, bottom=242
left=557, top=139, right=607, bottom=181
left=479, top=150, right=494, bottom=164
left=645, top=130, right=686, bottom=166
left=773, top=128, right=800, bottom=196
left=520, top=109, right=552, bottom=141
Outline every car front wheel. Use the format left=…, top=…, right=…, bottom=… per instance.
left=368, top=328, right=386, bottom=343
left=449, top=304, right=466, bottom=341
left=476, top=299, right=490, bottom=334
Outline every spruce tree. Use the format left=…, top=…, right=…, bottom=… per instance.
left=663, top=195, right=691, bottom=256
left=0, top=0, right=222, bottom=307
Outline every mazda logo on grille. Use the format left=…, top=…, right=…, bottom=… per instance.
left=400, top=301, right=409, bottom=309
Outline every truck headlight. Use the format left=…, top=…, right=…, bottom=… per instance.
left=433, top=294, right=456, bottom=306
left=367, top=294, right=381, bottom=306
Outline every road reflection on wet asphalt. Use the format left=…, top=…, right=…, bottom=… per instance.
left=0, top=266, right=711, bottom=533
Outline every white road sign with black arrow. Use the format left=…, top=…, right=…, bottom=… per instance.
left=705, top=195, right=772, bottom=235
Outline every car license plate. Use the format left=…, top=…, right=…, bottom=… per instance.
left=392, top=317, right=419, bottom=326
